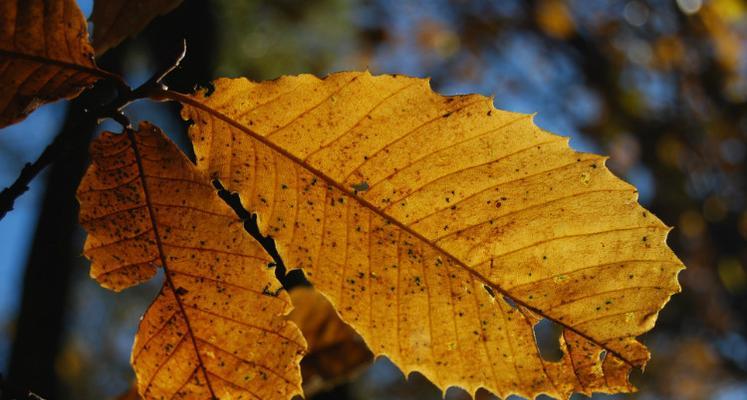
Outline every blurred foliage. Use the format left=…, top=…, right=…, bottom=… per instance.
left=212, top=0, right=358, bottom=79
left=5, top=0, right=747, bottom=399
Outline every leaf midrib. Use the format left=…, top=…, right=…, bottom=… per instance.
left=126, top=129, right=219, bottom=398
left=168, top=90, right=644, bottom=368
left=0, top=49, right=115, bottom=80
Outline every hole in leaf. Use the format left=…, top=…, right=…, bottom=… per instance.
left=599, top=349, right=607, bottom=362
left=533, top=318, right=563, bottom=362
left=352, top=181, right=369, bottom=192
left=502, top=295, right=518, bottom=309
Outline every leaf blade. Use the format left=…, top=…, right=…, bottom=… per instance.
left=173, top=71, right=684, bottom=399
left=77, top=123, right=306, bottom=400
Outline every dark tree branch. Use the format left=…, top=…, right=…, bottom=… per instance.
left=0, top=82, right=124, bottom=222
left=0, top=129, right=68, bottom=220
left=1, top=95, right=98, bottom=400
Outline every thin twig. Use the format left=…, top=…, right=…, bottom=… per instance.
left=132, top=39, right=188, bottom=101
left=0, top=143, right=53, bottom=220
left=0, top=130, right=67, bottom=220
left=154, top=39, right=187, bottom=87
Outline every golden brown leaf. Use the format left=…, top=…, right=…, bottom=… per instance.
left=77, top=122, right=306, bottom=400
left=91, top=0, right=183, bottom=56
left=172, top=71, right=684, bottom=399
left=289, top=287, right=372, bottom=396
left=0, top=0, right=104, bottom=128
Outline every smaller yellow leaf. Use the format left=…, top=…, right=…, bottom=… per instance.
left=77, top=122, right=306, bottom=400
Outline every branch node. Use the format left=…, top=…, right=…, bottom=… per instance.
left=107, top=110, right=131, bottom=129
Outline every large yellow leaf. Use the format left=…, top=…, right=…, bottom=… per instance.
left=77, top=122, right=306, bottom=400
left=173, top=71, right=684, bottom=399
left=0, top=0, right=104, bottom=128
left=91, top=0, right=183, bottom=56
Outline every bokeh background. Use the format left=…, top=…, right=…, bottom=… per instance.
left=1, top=0, right=747, bottom=399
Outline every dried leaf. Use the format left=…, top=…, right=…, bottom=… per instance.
left=289, top=287, right=372, bottom=396
left=77, top=123, right=306, bottom=400
left=173, top=71, right=684, bottom=399
left=91, top=0, right=183, bottom=56
left=0, top=0, right=103, bottom=128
